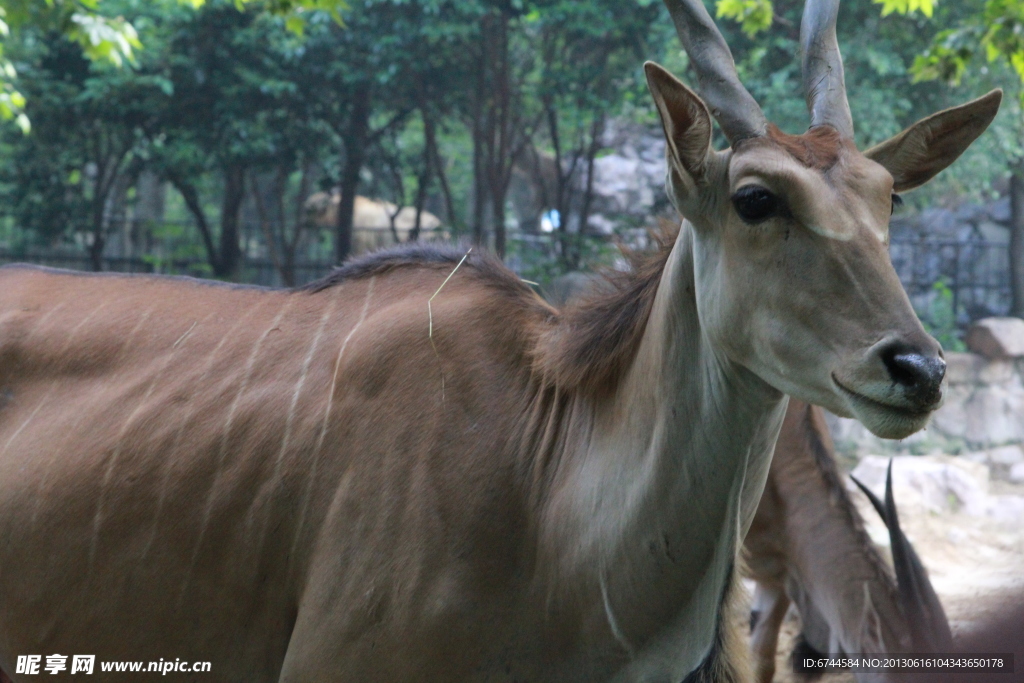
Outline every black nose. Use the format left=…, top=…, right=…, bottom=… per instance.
left=881, top=346, right=945, bottom=406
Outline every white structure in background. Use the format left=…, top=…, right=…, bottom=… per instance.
left=539, top=210, right=560, bottom=234
left=304, top=191, right=445, bottom=255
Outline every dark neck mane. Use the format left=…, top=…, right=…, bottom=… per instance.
left=533, top=226, right=676, bottom=394
left=304, top=235, right=678, bottom=396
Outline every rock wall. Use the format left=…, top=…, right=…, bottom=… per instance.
left=933, top=352, right=1024, bottom=447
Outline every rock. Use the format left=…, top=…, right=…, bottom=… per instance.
left=930, top=376, right=1024, bottom=446
left=1010, top=462, right=1024, bottom=484
left=976, top=220, right=1010, bottom=244
left=850, top=455, right=991, bottom=516
left=989, top=444, right=1024, bottom=466
left=988, top=196, right=1011, bottom=223
left=943, top=352, right=985, bottom=385
left=978, top=358, right=1018, bottom=384
left=965, top=317, right=1024, bottom=359
left=852, top=455, right=1024, bottom=524
left=955, top=202, right=984, bottom=223
left=988, top=495, right=1024, bottom=523
left=580, top=120, right=668, bottom=226
left=920, top=207, right=960, bottom=240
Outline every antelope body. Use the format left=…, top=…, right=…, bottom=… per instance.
left=0, top=0, right=1000, bottom=680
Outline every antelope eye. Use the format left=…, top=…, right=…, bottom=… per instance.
left=732, top=186, right=782, bottom=223
left=891, top=193, right=903, bottom=215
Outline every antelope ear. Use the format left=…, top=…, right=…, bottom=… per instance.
left=865, top=90, right=1002, bottom=192
left=645, top=61, right=713, bottom=191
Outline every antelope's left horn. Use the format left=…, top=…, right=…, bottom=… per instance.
left=800, top=0, right=854, bottom=138
left=851, top=461, right=953, bottom=653
left=661, top=0, right=767, bottom=143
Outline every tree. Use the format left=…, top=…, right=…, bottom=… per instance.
left=0, top=28, right=163, bottom=268
left=140, top=1, right=337, bottom=279
left=298, top=0, right=497, bottom=263
left=908, top=0, right=1024, bottom=316
left=531, top=0, right=658, bottom=269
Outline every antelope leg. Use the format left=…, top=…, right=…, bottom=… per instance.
left=750, top=581, right=791, bottom=683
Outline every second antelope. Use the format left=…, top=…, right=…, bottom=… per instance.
left=746, top=401, right=952, bottom=683
left=0, top=0, right=999, bottom=681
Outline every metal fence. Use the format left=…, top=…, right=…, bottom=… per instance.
left=0, top=235, right=1011, bottom=329
left=0, top=251, right=338, bottom=288
left=889, top=238, right=1010, bottom=329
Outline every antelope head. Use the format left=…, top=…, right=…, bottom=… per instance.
left=647, top=0, right=1000, bottom=439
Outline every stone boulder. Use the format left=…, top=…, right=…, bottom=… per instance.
left=851, top=455, right=989, bottom=516
left=965, top=317, right=1024, bottom=359
left=988, top=444, right=1024, bottom=466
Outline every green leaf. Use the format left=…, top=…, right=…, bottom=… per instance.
left=716, top=0, right=772, bottom=37
left=68, top=13, right=143, bottom=67
left=285, top=14, right=305, bottom=35
left=873, top=0, right=935, bottom=17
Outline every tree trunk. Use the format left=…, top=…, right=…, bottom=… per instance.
left=471, top=107, right=487, bottom=246
left=475, top=9, right=534, bottom=260
left=574, top=114, right=606, bottom=271
left=88, top=238, right=105, bottom=271
left=336, top=82, right=372, bottom=264
left=89, top=216, right=106, bottom=272
left=410, top=129, right=433, bottom=243
left=492, top=193, right=506, bottom=258
left=217, top=164, right=246, bottom=279
left=1010, top=165, right=1024, bottom=318
left=134, top=170, right=166, bottom=256
left=424, top=112, right=459, bottom=233
left=251, top=171, right=287, bottom=286
left=169, top=175, right=218, bottom=274
left=283, top=163, right=313, bottom=288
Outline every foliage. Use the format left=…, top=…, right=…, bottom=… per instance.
left=0, top=0, right=1018, bottom=283
left=715, top=0, right=771, bottom=38
left=918, top=278, right=966, bottom=352
left=873, top=0, right=934, bottom=19
left=0, top=0, right=349, bottom=130
left=911, top=0, right=1024, bottom=94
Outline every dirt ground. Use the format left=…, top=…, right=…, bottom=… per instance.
left=735, top=463, right=1024, bottom=683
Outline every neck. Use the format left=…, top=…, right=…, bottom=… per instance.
left=535, top=223, right=787, bottom=674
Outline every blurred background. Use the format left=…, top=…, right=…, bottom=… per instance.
left=0, top=0, right=1019, bottom=351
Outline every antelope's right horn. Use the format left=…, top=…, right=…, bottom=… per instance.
left=800, top=0, right=854, bottom=138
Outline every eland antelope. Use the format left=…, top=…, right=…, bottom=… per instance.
left=745, top=401, right=951, bottom=683
left=0, top=0, right=1000, bottom=680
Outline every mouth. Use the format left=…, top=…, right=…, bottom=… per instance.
left=831, top=373, right=935, bottom=420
